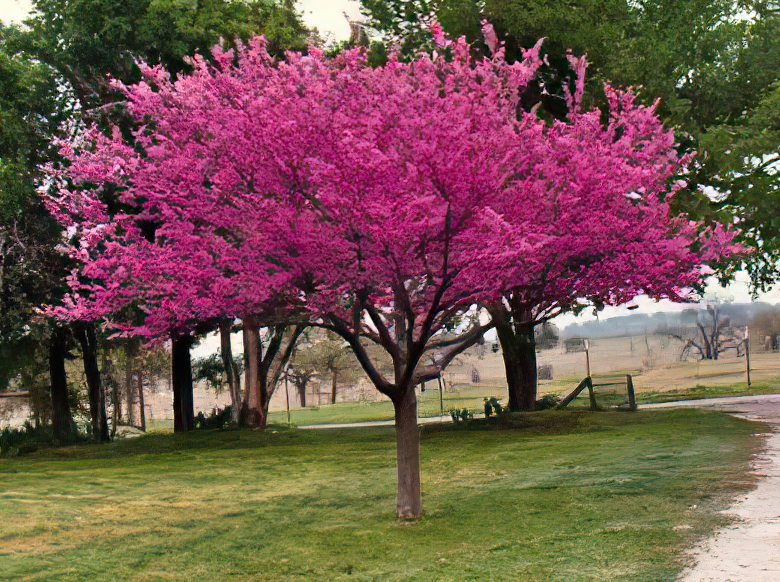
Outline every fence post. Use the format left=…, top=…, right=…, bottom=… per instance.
left=745, top=326, right=752, bottom=387
left=584, top=339, right=591, bottom=378
left=587, top=377, right=597, bottom=411
left=284, top=371, right=291, bottom=426
left=626, top=374, right=637, bottom=411
left=437, top=373, right=445, bottom=417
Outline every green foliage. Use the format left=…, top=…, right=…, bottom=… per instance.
left=535, top=393, right=561, bottom=410
left=449, top=407, right=473, bottom=422
left=0, top=418, right=87, bottom=456
left=488, top=396, right=503, bottom=414
left=700, top=82, right=780, bottom=292
left=20, top=0, right=309, bottom=109
left=0, top=422, right=51, bottom=457
left=483, top=396, right=504, bottom=417
left=0, top=27, right=68, bottom=362
left=194, top=406, right=234, bottom=430
left=192, top=352, right=229, bottom=393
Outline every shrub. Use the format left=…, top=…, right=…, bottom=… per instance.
left=194, top=406, right=234, bottom=430
left=449, top=408, right=473, bottom=423
left=0, top=422, right=52, bottom=456
left=535, top=394, right=560, bottom=410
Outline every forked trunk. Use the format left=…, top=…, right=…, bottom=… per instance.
left=393, top=386, right=422, bottom=520
left=76, top=323, right=109, bottom=442
left=219, top=320, right=241, bottom=424
left=49, top=327, right=75, bottom=442
left=172, top=335, right=195, bottom=432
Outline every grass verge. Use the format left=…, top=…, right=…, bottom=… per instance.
left=0, top=409, right=764, bottom=581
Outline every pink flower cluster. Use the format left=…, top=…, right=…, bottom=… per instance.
left=45, top=30, right=738, bottom=352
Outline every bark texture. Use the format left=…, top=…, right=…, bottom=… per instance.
left=490, top=302, right=538, bottom=411
left=219, top=319, right=241, bottom=424
left=330, top=369, right=338, bottom=404
left=393, top=386, right=422, bottom=520
left=242, top=321, right=264, bottom=428
left=49, top=327, right=74, bottom=442
left=171, top=335, right=195, bottom=432
left=76, top=323, right=109, bottom=441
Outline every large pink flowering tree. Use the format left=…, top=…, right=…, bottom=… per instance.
left=47, top=26, right=736, bottom=519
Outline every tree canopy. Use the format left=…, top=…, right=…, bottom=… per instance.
left=46, top=24, right=737, bottom=517
left=361, top=0, right=780, bottom=287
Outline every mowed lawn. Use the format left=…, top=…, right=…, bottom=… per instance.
left=0, top=410, right=764, bottom=581
left=264, top=380, right=780, bottom=426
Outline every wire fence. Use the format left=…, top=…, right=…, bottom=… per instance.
left=3, top=331, right=780, bottom=429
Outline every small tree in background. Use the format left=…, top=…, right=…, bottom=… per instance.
left=288, top=330, right=362, bottom=406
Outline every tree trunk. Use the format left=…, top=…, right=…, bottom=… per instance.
left=137, top=371, right=146, bottom=431
left=297, top=380, right=307, bottom=407
left=392, top=386, right=422, bottom=520
left=495, top=320, right=537, bottom=412
left=110, top=362, right=120, bottom=436
left=49, top=327, right=74, bottom=442
left=76, top=323, right=109, bottom=442
left=171, top=335, right=195, bottom=432
left=330, top=369, right=338, bottom=404
left=125, top=347, right=135, bottom=426
left=242, top=320, right=265, bottom=428
left=219, top=319, right=241, bottom=424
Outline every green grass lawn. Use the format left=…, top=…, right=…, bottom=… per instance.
left=0, top=410, right=763, bottom=581
left=636, top=381, right=780, bottom=403
left=257, top=379, right=780, bottom=426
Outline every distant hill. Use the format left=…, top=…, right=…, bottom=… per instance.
left=562, top=303, right=780, bottom=339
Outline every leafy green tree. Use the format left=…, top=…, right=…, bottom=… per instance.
left=0, top=25, right=76, bottom=438
left=700, top=82, right=780, bottom=291
left=20, top=0, right=309, bottom=111
left=0, top=1, right=309, bottom=437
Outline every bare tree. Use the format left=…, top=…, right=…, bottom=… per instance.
left=674, top=304, right=745, bottom=361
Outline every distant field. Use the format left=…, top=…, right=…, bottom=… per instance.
left=4, top=334, right=779, bottom=430
left=0, top=410, right=762, bottom=581
left=130, top=378, right=780, bottom=430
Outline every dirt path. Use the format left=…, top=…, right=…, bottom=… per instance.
left=646, top=395, right=780, bottom=581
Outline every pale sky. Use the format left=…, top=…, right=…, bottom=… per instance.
left=0, top=0, right=30, bottom=23
left=299, top=0, right=362, bottom=43
left=1, top=0, right=363, bottom=42
left=2, top=0, right=777, bottom=329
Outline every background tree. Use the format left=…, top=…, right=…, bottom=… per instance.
left=0, top=24, right=78, bottom=440
left=288, top=330, right=362, bottom=405
left=700, top=82, right=780, bottom=291
left=675, top=301, right=746, bottom=360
